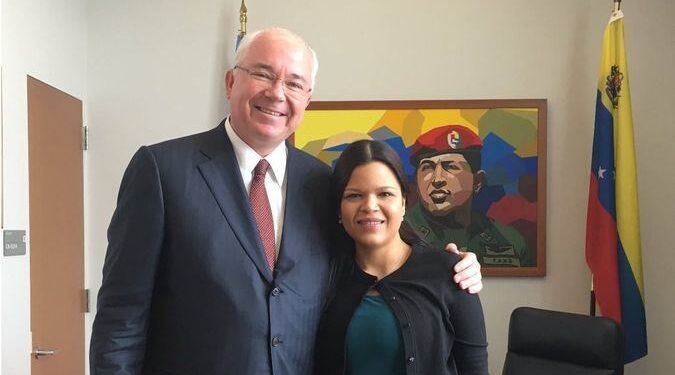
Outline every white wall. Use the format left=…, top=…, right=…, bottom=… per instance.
left=0, top=0, right=4, bottom=370
left=626, top=1, right=675, bottom=372
left=0, top=0, right=667, bottom=374
left=1, top=0, right=86, bottom=373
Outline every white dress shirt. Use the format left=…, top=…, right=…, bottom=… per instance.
left=225, top=118, right=287, bottom=259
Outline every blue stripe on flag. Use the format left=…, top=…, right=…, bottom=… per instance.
left=236, top=33, right=244, bottom=51
left=591, top=91, right=616, bottom=217
left=617, top=242, right=648, bottom=362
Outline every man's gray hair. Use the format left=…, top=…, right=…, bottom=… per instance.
left=234, top=27, right=319, bottom=90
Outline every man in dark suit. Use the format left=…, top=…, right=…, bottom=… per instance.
left=90, top=28, right=482, bottom=375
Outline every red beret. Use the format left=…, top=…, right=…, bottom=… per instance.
left=410, top=125, right=482, bottom=165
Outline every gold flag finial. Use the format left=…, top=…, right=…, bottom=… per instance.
left=239, top=0, right=248, bottom=36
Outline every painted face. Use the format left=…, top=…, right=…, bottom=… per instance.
left=225, top=32, right=313, bottom=156
left=340, top=162, right=406, bottom=251
left=415, top=153, right=475, bottom=216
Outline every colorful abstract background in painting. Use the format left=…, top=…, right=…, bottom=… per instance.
left=296, top=108, right=540, bottom=257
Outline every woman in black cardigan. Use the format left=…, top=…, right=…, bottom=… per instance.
left=314, top=140, right=488, bottom=375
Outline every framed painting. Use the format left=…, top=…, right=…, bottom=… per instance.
left=294, top=100, right=546, bottom=277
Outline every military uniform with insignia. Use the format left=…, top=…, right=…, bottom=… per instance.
left=408, top=124, right=534, bottom=267
left=407, top=204, right=533, bottom=267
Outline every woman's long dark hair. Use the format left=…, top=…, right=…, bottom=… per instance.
left=326, top=140, right=422, bottom=302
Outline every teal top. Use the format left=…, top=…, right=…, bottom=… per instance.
left=345, top=295, right=405, bottom=375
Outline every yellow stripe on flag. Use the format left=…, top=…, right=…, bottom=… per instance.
left=600, top=13, right=644, bottom=297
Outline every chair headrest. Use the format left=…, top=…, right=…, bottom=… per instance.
left=508, top=307, right=624, bottom=369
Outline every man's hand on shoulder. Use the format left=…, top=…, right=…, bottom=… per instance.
left=445, top=243, right=483, bottom=294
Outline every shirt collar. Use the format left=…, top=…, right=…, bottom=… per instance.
left=225, top=117, right=287, bottom=185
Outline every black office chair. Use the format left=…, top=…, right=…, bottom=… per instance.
left=503, top=307, right=624, bottom=375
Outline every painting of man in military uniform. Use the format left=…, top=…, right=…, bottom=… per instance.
left=407, top=125, right=534, bottom=267
left=294, top=100, right=546, bottom=275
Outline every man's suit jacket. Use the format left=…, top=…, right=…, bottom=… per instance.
left=90, top=121, right=334, bottom=375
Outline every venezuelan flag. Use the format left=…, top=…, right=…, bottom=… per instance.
left=236, top=32, right=245, bottom=51
left=586, top=9, right=647, bottom=363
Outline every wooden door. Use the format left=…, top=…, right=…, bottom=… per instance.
left=27, top=76, right=84, bottom=375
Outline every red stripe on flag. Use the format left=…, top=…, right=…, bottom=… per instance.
left=586, top=174, right=622, bottom=322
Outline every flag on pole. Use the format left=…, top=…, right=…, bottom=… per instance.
left=236, top=33, right=245, bottom=51
left=585, top=9, right=647, bottom=363
left=235, top=0, right=248, bottom=51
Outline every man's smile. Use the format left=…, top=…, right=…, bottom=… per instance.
left=254, top=105, right=286, bottom=117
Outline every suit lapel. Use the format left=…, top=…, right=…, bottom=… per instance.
left=197, top=123, right=273, bottom=282
left=277, top=147, right=315, bottom=272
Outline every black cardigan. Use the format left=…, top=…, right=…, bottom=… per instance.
left=314, top=244, right=488, bottom=375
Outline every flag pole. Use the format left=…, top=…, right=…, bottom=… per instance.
left=239, top=0, right=248, bottom=37
left=590, top=279, right=596, bottom=316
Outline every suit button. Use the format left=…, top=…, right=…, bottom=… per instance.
left=271, top=336, right=282, bottom=347
left=408, top=356, right=415, bottom=363
left=271, top=287, right=281, bottom=296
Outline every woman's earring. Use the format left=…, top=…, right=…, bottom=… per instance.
left=338, top=217, right=342, bottom=224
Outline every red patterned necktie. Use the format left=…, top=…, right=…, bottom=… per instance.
left=249, top=159, right=276, bottom=271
